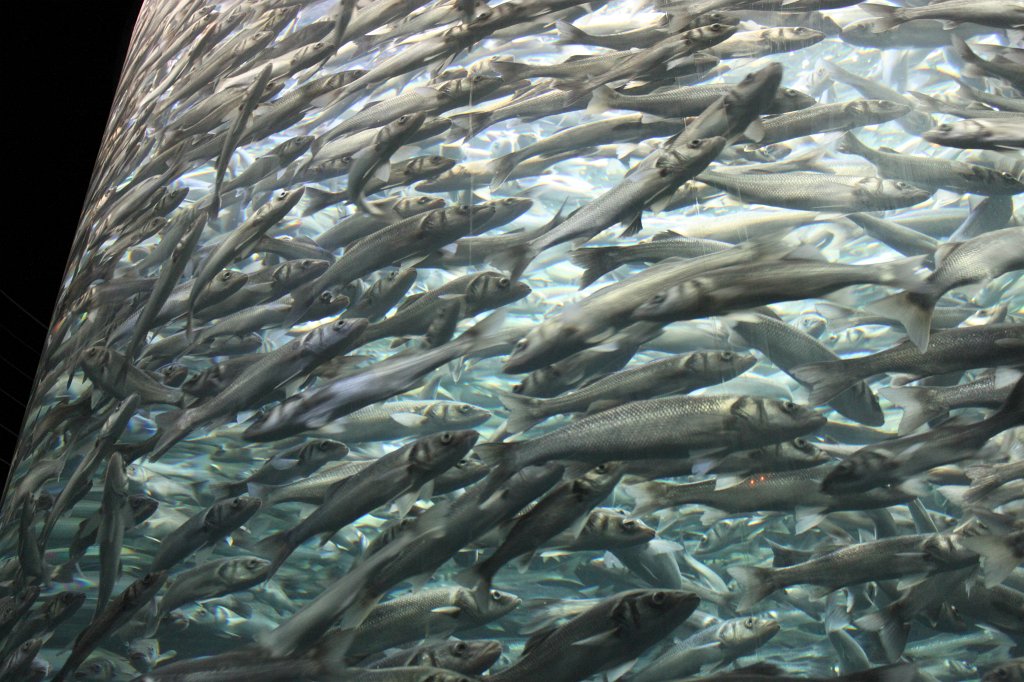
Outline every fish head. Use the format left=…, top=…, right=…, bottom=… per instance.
left=411, top=429, right=480, bottom=471
left=594, top=508, right=656, bottom=546
left=396, top=195, right=447, bottom=218
left=633, top=279, right=701, bottom=321
left=692, top=349, right=757, bottom=382
left=221, top=555, right=274, bottom=584
left=77, top=656, right=118, bottom=679
left=207, top=268, right=248, bottom=298
left=720, top=614, right=781, bottom=650
left=300, top=316, right=369, bottom=355
left=981, top=661, right=1024, bottom=682
left=819, top=450, right=894, bottom=494
left=875, top=179, right=933, bottom=209
left=725, top=62, right=784, bottom=120
left=207, top=495, right=262, bottom=531
left=769, top=87, right=817, bottom=114
left=126, top=638, right=160, bottom=672
left=276, top=135, right=315, bottom=159
left=738, top=397, right=826, bottom=437
left=299, top=439, right=349, bottom=469
left=464, top=587, right=521, bottom=621
left=576, top=461, right=627, bottom=495
left=773, top=26, right=825, bottom=49
left=776, top=437, right=831, bottom=468
left=684, top=21, right=738, bottom=49
left=440, top=639, right=502, bottom=675
left=466, top=271, right=531, bottom=311
left=502, top=318, right=590, bottom=374
left=980, top=168, right=1024, bottom=195
left=273, top=258, right=331, bottom=288
left=617, top=589, right=701, bottom=637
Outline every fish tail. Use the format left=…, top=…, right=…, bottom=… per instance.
left=254, top=530, right=295, bottom=572
left=860, top=3, right=904, bottom=32
left=790, top=360, right=857, bottom=406
left=554, top=20, right=589, bottom=45
left=623, top=481, right=670, bottom=516
left=878, top=386, right=946, bottom=435
left=449, top=111, right=493, bottom=140
left=836, top=131, right=870, bottom=158
left=997, top=375, right=1024, bottom=420
left=453, top=563, right=490, bottom=592
left=570, top=246, right=621, bottom=288
left=302, top=186, right=345, bottom=216
left=727, top=565, right=778, bottom=612
left=961, top=534, right=1021, bottom=587
left=496, top=390, right=546, bottom=434
left=586, top=85, right=616, bottom=115
left=488, top=152, right=521, bottom=190
left=854, top=606, right=908, bottom=663
left=489, top=241, right=538, bottom=281
left=867, top=289, right=939, bottom=352
left=875, top=255, right=928, bottom=290
left=490, top=60, right=532, bottom=84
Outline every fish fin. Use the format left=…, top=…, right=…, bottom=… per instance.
left=867, top=290, right=939, bottom=352
left=390, top=412, right=429, bottom=427
left=854, top=606, right=907, bottom=663
left=491, top=60, right=531, bottom=82
left=743, top=119, right=765, bottom=143
left=573, top=629, right=618, bottom=646
left=488, top=152, right=521, bottom=191
left=727, top=565, right=776, bottom=612
left=489, top=242, right=538, bottom=281
left=960, top=535, right=1020, bottom=587
left=620, top=213, right=643, bottom=238
left=860, top=4, right=903, bottom=32
left=794, top=506, right=826, bottom=534
left=836, top=131, right=870, bottom=157
left=253, top=530, right=293, bottom=572
left=586, top=84, right=616, bottom=115
left=878, top=386, right=946, bottom=436
left=301, top=186, right=344, bottom=217
left=449, top=111, right=493, bottom=140
left=570, top=246, right=621, bottom=289
left=392, top=490, right=419, bottom=518
left=623, top=482, right=662, bottom=516
left=554, top=20, right=589, bottom=45
left=496, top=391, right=545, bottom=434
left=789, top=360, right=854, bottom=405
left=430, top=605, right=462, bottom=617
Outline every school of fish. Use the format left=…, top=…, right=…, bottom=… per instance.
left=2, top=0, right=1024, bottom=680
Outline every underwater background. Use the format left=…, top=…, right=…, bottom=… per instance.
left=2, top=0, right=1023, bottom=680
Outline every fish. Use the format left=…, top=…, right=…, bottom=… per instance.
left=9, top=0, right=1024, bottom=677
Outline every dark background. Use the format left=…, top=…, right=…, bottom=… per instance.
left=3, top=3, right=145, bottom=471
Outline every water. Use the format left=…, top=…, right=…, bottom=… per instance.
left=3, top=0, right=1023, bottom=680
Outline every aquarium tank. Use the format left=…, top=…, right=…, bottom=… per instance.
left=3, top=0, right=1023, bottom=679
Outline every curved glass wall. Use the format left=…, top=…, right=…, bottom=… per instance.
left=3, top=1, right=1022, bottom=680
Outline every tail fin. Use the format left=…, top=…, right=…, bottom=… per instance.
left=961, top=534, right=1020, bottom=587
left=488, top=152, right=523, bottom=190
left=790, top=360, right=857, bottom=405
left=570, top=246, right=621, bottom=288
left=554, top=20, right=591, bottom=45
left=302, top=187, right=345, bottom=217
left=586, top=85, right=617, bottom=115
left=253, top=530, right=295, bottom=573
left=836, top=131, right=871, bottom=158
left=859, top=4, right=904, bottom=32
left=623, top=481, right=672, bottom=516
left=727, top=565, right=777, bottom=612
left=868, top=289, right=940, bottom=352
left=497, top=391, right=547, bottom=434
left=996, top=375, right=1024, bottom=422
left=878, top=386, right=946, bottom=435
left=854, top=606, right=908, bottom=663
left=490, top=61, right=533, bottom=83
left=875, top=255, right=927, bottom=289
left=448, top=111, right=493, bottom=140
left=489, top=241, right=538, bottom=281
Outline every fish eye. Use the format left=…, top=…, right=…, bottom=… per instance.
left=246, top=558, right=264, bottom=569
left=745, top=617, right=756, bottom=627
left=999, top=172, right=1015, bottom=181
left=783, top=88, right=798, bottom=97
left=709, top=23, right=724, bottom=31
left=595, top=464, right=608, bottom=473
left=490, top=590, right=502, bottom=601
left=457, top=205, right=470, bottom=214
left=623, top=519, right=636, bottom=529
left=398, top=115, right=409, bottom=123
left=651, top=591, right=666, bottom=604
left=504, top=198, right=516, bottom=205
left=649, top=292, right=667, bottom=305
left=458, top=404, right=471, bottom=413
left=453, top=641, right=468, bottom=655
left=498, top=277, right=510, bottom=288
left=794, top=438, right=808, bottom=448
left=277, top=190, right=288, bottom=199
left=431, top=156, right=446, bottom=163
left=894, top=181, right=910, bottom=189
left=232, top=497, right=245, bottom=508
left=418, top=196, right=432, bottom=203
left=440, top=432, right=454, bottom=444
left=720, top=351, right=734, bottom=360
left=514, top=338, right=528, bottom=350
left=937, top=124, right=952, bottom=132
left=688, top=138, right=703, bottom=148
left=219, top=271, right=232, bottom=280
left=318, top=440, right=333, bottom=450
left=319, top=292, right=332, bottom=302
left=782, top=401, right=796, bottom=412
